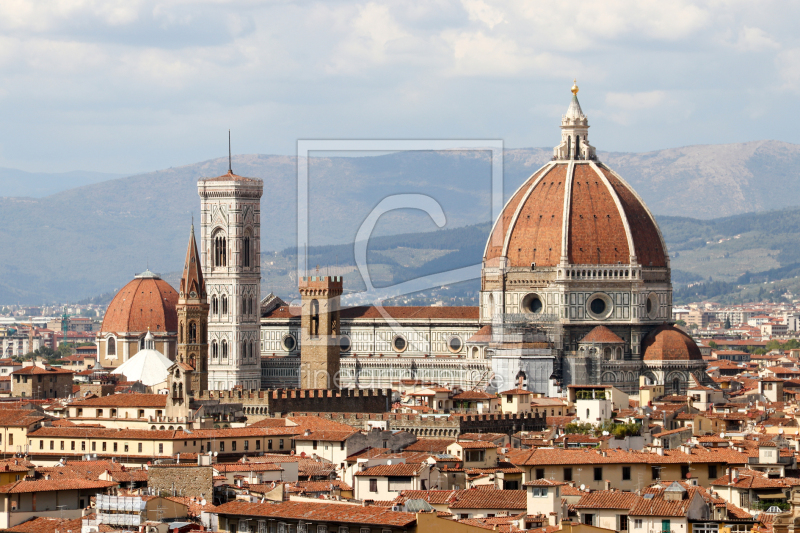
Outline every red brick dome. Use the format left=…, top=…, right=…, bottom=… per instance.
left=100, top=270, right=179, bottom=334
left=483, top=161, right=668, bottom=268
left=642, top=324, right=702, bottom=361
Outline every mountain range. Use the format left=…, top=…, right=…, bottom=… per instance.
left=4, top=139, right=800, bottom=303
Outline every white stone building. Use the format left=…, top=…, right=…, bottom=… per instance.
left=199, top=169, right=263, bottom=391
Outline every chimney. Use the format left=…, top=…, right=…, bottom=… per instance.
left=657, top=447, right=664, bottom=456
left=732, top=468, right=739, bottom=481
left=604, top=480, right=611, bottom=491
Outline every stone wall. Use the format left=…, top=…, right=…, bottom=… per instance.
left=148, top=464, right=213, bottom=500
left=284, top=411, right=546, bottom=436
left=197, top=388, right=390, bottom=417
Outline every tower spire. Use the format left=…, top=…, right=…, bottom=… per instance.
left=228, top=129, right=232, bottom=174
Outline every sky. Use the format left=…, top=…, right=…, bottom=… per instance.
left=0, top=0, right=798, bottom=173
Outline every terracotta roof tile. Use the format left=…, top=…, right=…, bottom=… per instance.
left=70, top=393, right=168, bottom=408
left=0, top=478, right=117, bottom=493
left=100, top=276, right=178, bottom=333
left=214, top=500, right=416, bottom=527
left=355, top=464, right=422, bottom=477
left=580, top=326, right=625, bottom=344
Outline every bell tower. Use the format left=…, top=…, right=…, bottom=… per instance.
left=198, top=168, right=263, bottom=391
left=177, top=224, right=209, bottom=396
left=299, top=274, right=343, bottom=389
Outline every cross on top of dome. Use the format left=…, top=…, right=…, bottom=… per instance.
left=554, top=80, right=596, bottom=161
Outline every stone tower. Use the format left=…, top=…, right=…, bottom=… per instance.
left=177, top=224, right=209, bottom=396
left=299, top=275, right=343, bottom=389
left=198, top=169, right=263, bottom=391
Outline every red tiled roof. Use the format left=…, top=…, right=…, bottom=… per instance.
left=12, top=366, right=73, bottom=375
left=214, top=463, right=283, bottom=473
left=574, top=491, right=643, bottom=509
left=355, top=464, right=422, bottom=477
left=499, top=389, right=532, bottom=395
left=294, top=430, right=357, bottom=442
left=214, top=500, right=416, bottom=527
left=404, top=439, right=456, bottom=453
left=580, top=326, right=625, bottom=344
left=100, top=275, right=178, bottom=334
left=448, top=489, right=526, bottom=510
left=453, top=441, right=498, bottom=449
left=0, top=478, right=117, bottom=493
left=643, top=324, right=702, bottom=361
left=70, top=393, right=167, bottom=408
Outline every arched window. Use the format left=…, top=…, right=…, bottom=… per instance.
left=107, top=337, right=116, bottom=356
left=487, top=294, right=494, bottom=320
left=211, top=296, right=218, bottom=315
left=221, top=340, right=228, bottom=359
left=567, top=136, right=571, bottom=158
left=178, top=383, right=183, bottom=397
left=221, top=295, right=228, bottom=315
left=189, top=322, right=197, bottom=344
left=173, top=383, right=178, bottom=397
left=673, top=378, right=680, bottom=394
left=252, top=340, right=257, bottom=359
left=243, top=234, right=251, bottom=268
left=310, top=299, right=319, bottom=337
left=575, top=135, right=581, bottom=159
left=214, top=233, right=227, bottom=267
left=179, top=324, right=183, bottom=343
left=211, top=341, right=218, bottom=359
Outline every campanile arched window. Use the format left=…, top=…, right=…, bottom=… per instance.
left=213, top=232, right=227, bottom=267
left=243, top=232, right=251, bottom=268
left=221, top=295, right=228, bottom=315
left=189, top=322, right=197, bottom=344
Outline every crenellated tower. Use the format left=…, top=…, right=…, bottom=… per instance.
left=299, top=275, right=343, bottom=389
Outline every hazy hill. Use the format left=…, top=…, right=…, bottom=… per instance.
left=0, top=168, right=125, bottom=197
left=4, top=139, right=800, bottom=303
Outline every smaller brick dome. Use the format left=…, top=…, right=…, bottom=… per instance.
left=100, top=270, right=178, bottom=334
left=642, top=324, right=702, bottom=361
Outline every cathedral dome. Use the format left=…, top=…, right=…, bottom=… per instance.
left=642, top=324, right=702, bottom=361
left=100, top=270, right=179, bottom=334
left=483, top=86, right=668, bottom=269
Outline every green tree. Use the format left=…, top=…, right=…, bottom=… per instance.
left=709, top=341, right=718, bottom=349
left=565, top=422, right=594, bottom=435
left=766, top=339, right=782, bottom=352
left=724, top=317, right=731, bottom=329
left=675, top=319, right=687, bottom=326
left=782, top=339, right=800, bottom=351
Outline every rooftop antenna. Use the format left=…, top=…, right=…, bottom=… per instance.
left=228, top=129, right=232, bottom=174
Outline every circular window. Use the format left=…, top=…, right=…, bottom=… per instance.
left=393, top=336, right=407, bottom=353
left=340, top=335, right=351, bottom=352
left=586, top=293, right=613, bottom=320
left=521, top=293, right=544, bottom=314
left=448, top=336, right=463, bottom=353
left=281, top=334, right=296, bottom=352
left=646, top=292, right=659, bottom=320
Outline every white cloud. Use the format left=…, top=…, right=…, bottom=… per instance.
left=733, top=26, right=780, bottom=51
left=606, top=91, right=668, bottom=111
left=0, top=0, right=794, bottom=171
left=461, top=0, right=505, bottom=29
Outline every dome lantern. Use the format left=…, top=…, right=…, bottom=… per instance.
left=554, top=80, right=596, bottom=161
